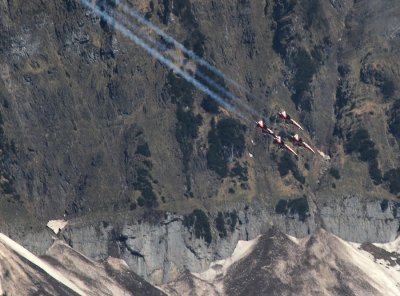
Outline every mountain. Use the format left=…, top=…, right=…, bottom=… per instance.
left=163, top=228, right=400, bottom=296
left=0, top=0, right=399, bottom=292
left=0, top=232, right=166, bottom=295
left=2, top=229, right=399, bottom=296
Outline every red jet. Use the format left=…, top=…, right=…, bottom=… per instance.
left=291, top=134, right=315, bottom=154
left=278, top=111, right=303, bottom=130
left=256, top=120, right=276, bottom=138
left=273, top=136, right=298, bottom=157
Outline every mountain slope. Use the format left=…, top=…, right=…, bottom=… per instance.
left=0, top=233, right=166, bottom=296
left=163, top=229, right=400, bottom=296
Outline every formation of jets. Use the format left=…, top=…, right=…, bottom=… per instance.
left=255, top=110, right=315, bottom=158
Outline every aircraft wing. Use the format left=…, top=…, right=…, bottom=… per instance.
left=290, top=119, right=303, bottom=130
left=263, top=132, right=275, bottom=139
left=303, top=142, right=315, bottom=154
left=284, top=144, right=298, bottom=157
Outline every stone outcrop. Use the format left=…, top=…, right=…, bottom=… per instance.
left=57, top=196, right=398, bottom=284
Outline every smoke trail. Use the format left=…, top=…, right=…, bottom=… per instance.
left=114, top=10, right=263, bottom=119
left=80, top=0, right=250, bottom=123
left=113, top=0, right=259, bottom=101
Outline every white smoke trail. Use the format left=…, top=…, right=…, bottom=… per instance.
left=80, top=0, right=250, bottom=123
left=113, top=10, right=263, bottom=119
left=113, top=0, right=261, bottom=103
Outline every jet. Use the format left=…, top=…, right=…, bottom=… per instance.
left=255, top=120, right=276, bottom=138
left=273, top=136, right=298, bottom=157
left=255, top=120, right=268, bottom=131
left=278, top=110, right=303, bottom=130
left=291, top=134, right=315, bottom=154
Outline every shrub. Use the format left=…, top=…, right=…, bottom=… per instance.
left=345, top=129, right=378, bottom=162
left=165, top=71, right=194, bottom=105
left=230, top=163, right=248, bottom=181
left=291, top=49, right=316, bottom=111
left=329, top=168, right=340, bottom=179
left=207, top=143, right=228, bottom=177
left=388, top=100, right=400, bottom=139
left=207, top=120, right=228, bottom=177
left=195, top=65, right=227, bottom=101
left=368, top=159, right=382, bottom=185
left=207, top=118, right=246, bottom=178
left=172, top=0, right=205, bottom=57
left=217, top=118, right=246, bottom=155
left=380, top=200, right=389, bottom=212
left=275, top=197, right=309, bottom=222
left=292, top=169, right=305, bottom=184
left=137, top=197, right=145, bottom=207
left=278, top=152, right=292, bottom=177
left=141, top=187, right=158, bottom=208
left=184, top=209, right=212, bottom=244
left=271, top=0, right=296, bottom=56
left=215, top=212, right=226, bottom=238
left=229, top=211, right=238, bottom=231
left=358, top=140, right=378, bottom=161
left=305, top=0, right=320, bottom=28
left=381, top=79, right=395, bottom=99
left=1, top=178, right=14, bottom=194
left=135, top=143, right=151, bottom=157
left=159, top=0, right=171, bottom=24
left=383, top=168, right=400, bottom=195
left=278, top=152, right=305, bottom=183
left=335, top=80, right=351, bottom=110
left=130, top=202, right=137, bottom=210
left=201, top=95, right=220, bottom=114
left=345, top=129, right=383, bottom=185
left=338, top=64, right=351, bottom=78
left=133, top=168, right=158, bottom=208
left=145, top=11, right=152, bottom=20
left=176, top=108, right=202, bottom=140
left=165, top=71, right=202, bottom=192
left=275, top=199, right=287, bottom=215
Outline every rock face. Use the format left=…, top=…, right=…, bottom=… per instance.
left=319, top=195, right=400, bottom=243
left=59, top=196, right=399, bottom=284
left=58, top=201, right=318, bottom=284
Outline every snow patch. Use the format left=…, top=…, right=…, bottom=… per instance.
left=343, top=240, right=400, bottom=296
left=106, top=256, right=129, bottom=271
left=192, top=236, right=260, bottom=294
left=47, top=219, right=68, bottom=234
left=373, top=236, right=400, bottom=254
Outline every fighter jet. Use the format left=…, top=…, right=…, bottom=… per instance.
left=255, top=120, right=268, bottom=131
left=278, top=110, right=303, bottom=130
left=291, top=134, right=315, bottom=154
left=273, top=136, right=298, bottom=157
left=255, top=120, right=276, bottom=138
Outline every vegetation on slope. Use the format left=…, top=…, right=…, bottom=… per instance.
left=278, top=152, right=305, bottom=184
left=164, top=71, right=202, bottom=194
left=184, top=209, right=212, bottom=244
left=388, top=100, right=400, bottom=140
left=275, top=197, right=309, bottom=222
left=207, top=118, right=246, bottom=178
left=345, top=128, right=382, bottom=184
